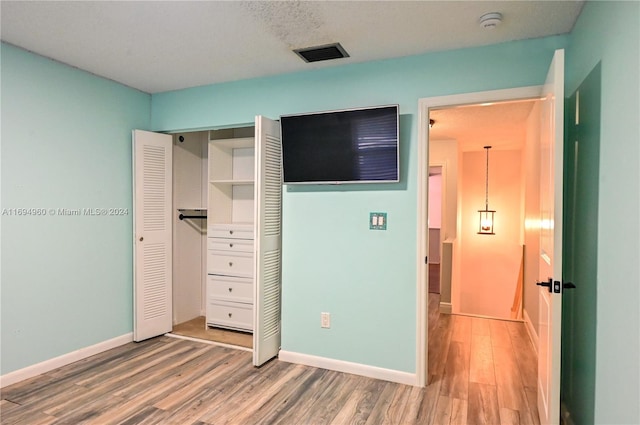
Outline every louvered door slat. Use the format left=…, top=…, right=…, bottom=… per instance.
left=253, top=117, right=283, bottom=366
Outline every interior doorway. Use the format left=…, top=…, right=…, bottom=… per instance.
left=417, top=87, right=545, bottom=421
left=416, top=85, right=544, bottom=388
left=429, top=99, right=539, bottom=321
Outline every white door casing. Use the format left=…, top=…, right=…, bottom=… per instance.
left=253, top=116, right=283, bottom=366
left=133, top=130, right=173, bottom=342
left=417, top=85, right=544, bottom=387
left=537, top=49, right=565, bottom=425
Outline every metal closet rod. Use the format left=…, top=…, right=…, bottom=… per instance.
left=179, top=214, right=207, bottom=221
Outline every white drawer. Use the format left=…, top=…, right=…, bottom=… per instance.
left=207, top=237, right=253, bottom=253
left=207, top=300, right=253, bottom=331
left=208, top=223, right=254, bottom=240
left=207, top=275, right=253, bottom=304
left=207, top=251, right=253, bottom=278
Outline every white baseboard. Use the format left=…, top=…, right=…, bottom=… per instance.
left=0, top=333, right=133, bottom=388
left=523, top=309, right=539, bottom=355
left=278, top=350, right=417, bottom=386
left=439, top=302, right=452, bottom=314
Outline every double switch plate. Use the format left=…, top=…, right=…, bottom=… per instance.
left=369, top=212, right=387, bottom=230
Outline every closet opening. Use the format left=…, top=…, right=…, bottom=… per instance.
left=169, top=129, right=254, bottom=350
left=134, top=116, right=282, bottom=366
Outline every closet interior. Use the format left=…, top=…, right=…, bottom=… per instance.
left=171, top=129, right=254, bottom=349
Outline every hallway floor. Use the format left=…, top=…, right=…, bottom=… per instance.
left=429, top=263, right=440, bottom=294
left=428, top=293, right=540, bottom=423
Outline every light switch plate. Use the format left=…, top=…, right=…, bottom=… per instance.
left=369, top=212, right=387, bottom=230
left=321, top=312, right=331, bottom=328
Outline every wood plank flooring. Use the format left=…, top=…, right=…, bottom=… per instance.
left=429, top=263, right=440, bottom=294
left=1, top=294, right=538, bottom=424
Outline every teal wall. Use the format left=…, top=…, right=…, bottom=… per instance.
left=562, top=63, right=600, bottom=425
left=565, top=2, right=640, bottom=423
left=152, top=36, right=566, bottom=373
left=0, top=43, right=151, bottom=374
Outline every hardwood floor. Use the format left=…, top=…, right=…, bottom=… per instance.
left=428, top=294, right=540, bottom=424
left=1, top=294, right=538, bottom=424
left=429, top=263, right=440, bottom=294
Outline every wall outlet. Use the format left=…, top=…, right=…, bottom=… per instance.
left=321, top=312, right=331, bottom=328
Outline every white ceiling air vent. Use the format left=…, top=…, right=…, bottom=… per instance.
left=293, top=43, right=350, bottom=63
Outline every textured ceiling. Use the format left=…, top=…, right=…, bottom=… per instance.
left=430, top=100, right=538, bottom=151
left=1, top=1, right=583, bottom=93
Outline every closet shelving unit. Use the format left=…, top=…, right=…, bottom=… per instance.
left=206, top=130, right=256, bottom=332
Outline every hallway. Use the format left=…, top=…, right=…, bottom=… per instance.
left=427, top=294, right=540, bottom=424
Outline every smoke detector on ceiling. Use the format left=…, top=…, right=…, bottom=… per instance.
left=479, top=12, right=503, bottom=29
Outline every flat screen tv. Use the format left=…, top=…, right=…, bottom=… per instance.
left=280, top=105, right=399, bottom=184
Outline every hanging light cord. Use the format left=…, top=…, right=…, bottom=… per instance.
left=484, top=146, right=491, bottom=211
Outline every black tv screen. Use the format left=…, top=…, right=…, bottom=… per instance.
left=280, top=105, right=399, bottom=184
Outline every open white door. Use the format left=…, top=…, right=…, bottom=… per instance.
left=536, top=49, right=565, bottom=425
left=133, top=130, right=173, bottom=342
left=253, top=116, right=283, bottom=366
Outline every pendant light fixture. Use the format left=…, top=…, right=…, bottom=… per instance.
left=478, top=146, right=496, bottom=235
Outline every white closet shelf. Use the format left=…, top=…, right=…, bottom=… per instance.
left=209, top=137, right=255, bottom=149
left=209, top=179, right=254, bottom=185
left=177, top=207, right=207, bottom=212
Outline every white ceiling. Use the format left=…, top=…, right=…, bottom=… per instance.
left=1, top=1, right=583, bottom=94
left=430, top=100, right=539, bottom=152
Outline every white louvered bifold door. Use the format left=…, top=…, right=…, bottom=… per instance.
left=253, top=116, right=283, bottom=366
left=133, top=130, right=173, bottom=342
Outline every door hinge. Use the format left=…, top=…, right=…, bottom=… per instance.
left=425, top=256, right=428, bottom=264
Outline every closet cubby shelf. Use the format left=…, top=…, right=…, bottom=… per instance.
left=208, top=137, right=255, bottom=149
left=209, top=179, right=254, bottom=185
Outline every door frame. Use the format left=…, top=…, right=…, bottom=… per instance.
left=416, top=85, right=543, bottom=387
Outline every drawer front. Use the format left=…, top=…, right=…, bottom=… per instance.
left=207, top=251, right=253, bottom=278
left=207, top=301, right=253, bottom=331
left=207, top=275, right=253, bottom=304
left=208, top=224, right=254, bottom=240
left=207, top=238, right=253, bottom=253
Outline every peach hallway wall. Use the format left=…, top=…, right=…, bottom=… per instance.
left=459, top=149, right=523, bottom=319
